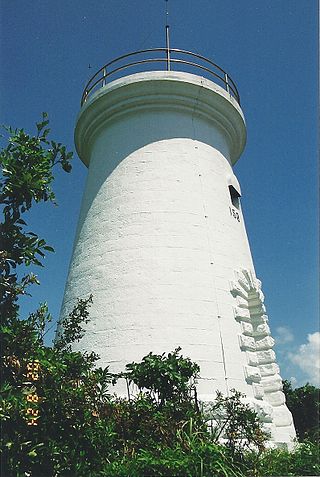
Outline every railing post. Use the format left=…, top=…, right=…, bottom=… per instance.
left=224, top=73, right=230, bottom=95
left=82, top=91, right=88, bottom=105
left=102, top=67, right=107, bottom=87
left=166, top=25, right=171, bottom=71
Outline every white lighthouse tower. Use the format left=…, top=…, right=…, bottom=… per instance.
left=59, top=48, right=295, bottom=444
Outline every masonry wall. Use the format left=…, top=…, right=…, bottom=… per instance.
left=58, top=72, right=295, bottom=443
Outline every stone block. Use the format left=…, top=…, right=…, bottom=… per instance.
left=255, top=336, right=275, bottom=351
left=261, top=375, right=283, bottom=393
left=256, top=349, right=276, bottom=364
left=230, top=281, right=248, bottom=300
left=273, top=405, right=294, bottom=427
left=259, top=363, right=280, bottom=376
left=240, top=321, right=254, bottom=336
left=252, top=383, right=264, bottom=399
left=238, top=334, right=256, bottom=351
left=264, top=391, right=286, bottom=407
left=242, top=397, right=273, bottom=423
left=244, top=365, right=261, bottom=382
left=233, top=306, right=250, bottom=322
left=235, top=295, right=249, bottom=308
left=254, top=323, right=271, bottom=337
left=246, top=351, right=259, bottom=366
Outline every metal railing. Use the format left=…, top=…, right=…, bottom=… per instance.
left=81, top=48, right=240, bottom=106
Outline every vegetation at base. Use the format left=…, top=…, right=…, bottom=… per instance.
left=252, top=441, right=320, bottom=477
left=282, top=379, right=319, bottom=443
left=1, top=118, right=319, bottom=476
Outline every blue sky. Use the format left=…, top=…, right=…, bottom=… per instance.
left=1, top=0, right=318, bottom=386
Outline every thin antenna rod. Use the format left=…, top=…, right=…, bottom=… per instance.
left=165, top=0, right=170, bottom=71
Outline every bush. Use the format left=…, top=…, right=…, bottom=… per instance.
left=100, top=443, right=243, bottom=477
left=253, top=440, right=320, bottom=476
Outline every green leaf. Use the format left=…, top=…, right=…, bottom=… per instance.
left=28, top=450, right=37, bottom=457
left=43, top=245, right=54, bottom=252
left=16, top=218, right=27, bottom=225
left=62, top=162, right=72, bottom=173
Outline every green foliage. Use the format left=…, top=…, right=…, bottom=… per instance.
left=2, top=304, right=270, bottom=477
left=0, top=113, right=73, bottom=319
left=1, top=294, right=116, bottom=477
left=2, top=310, right=255, bottom=477
left=283, top=380, right=320, bottom=443
left=121, top=347, right=200, bottom=407
left=54, top=295, right=93, bottom=352
left=100, top=442, right=243, bottom=477
left=252, top=441, right=320, bottom=476
left=205, top=390, right=269, bottom=456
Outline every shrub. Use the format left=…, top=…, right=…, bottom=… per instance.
left=253, top=440, right=320, bottom=476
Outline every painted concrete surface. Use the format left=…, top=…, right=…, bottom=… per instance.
left=58, top=71, right=296, bottom=444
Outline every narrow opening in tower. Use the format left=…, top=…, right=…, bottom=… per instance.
left=229, top=185, right=241, bottom=209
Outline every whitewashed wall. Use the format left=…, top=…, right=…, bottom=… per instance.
left=58, top=72, right=295, bottom=444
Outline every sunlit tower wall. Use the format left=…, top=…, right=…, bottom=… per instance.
left=58, top=49, right=296, bottom=444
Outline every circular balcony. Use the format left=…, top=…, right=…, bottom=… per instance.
left=81, top=48, right=240, bottom=106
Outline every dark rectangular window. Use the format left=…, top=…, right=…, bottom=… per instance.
left=229, top=185, right=241, bottom=209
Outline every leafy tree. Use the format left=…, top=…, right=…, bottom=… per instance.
left=283, top=380, right=320, bottom=442
left=0, top=113, right=73, bottom=319
left=0, top=117, right=113, bottom=476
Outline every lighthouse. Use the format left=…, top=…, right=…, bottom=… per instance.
left=58, top=48, right=296, bottom=444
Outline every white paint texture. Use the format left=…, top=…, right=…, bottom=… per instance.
left=58, top=71, right=295, bottom=444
